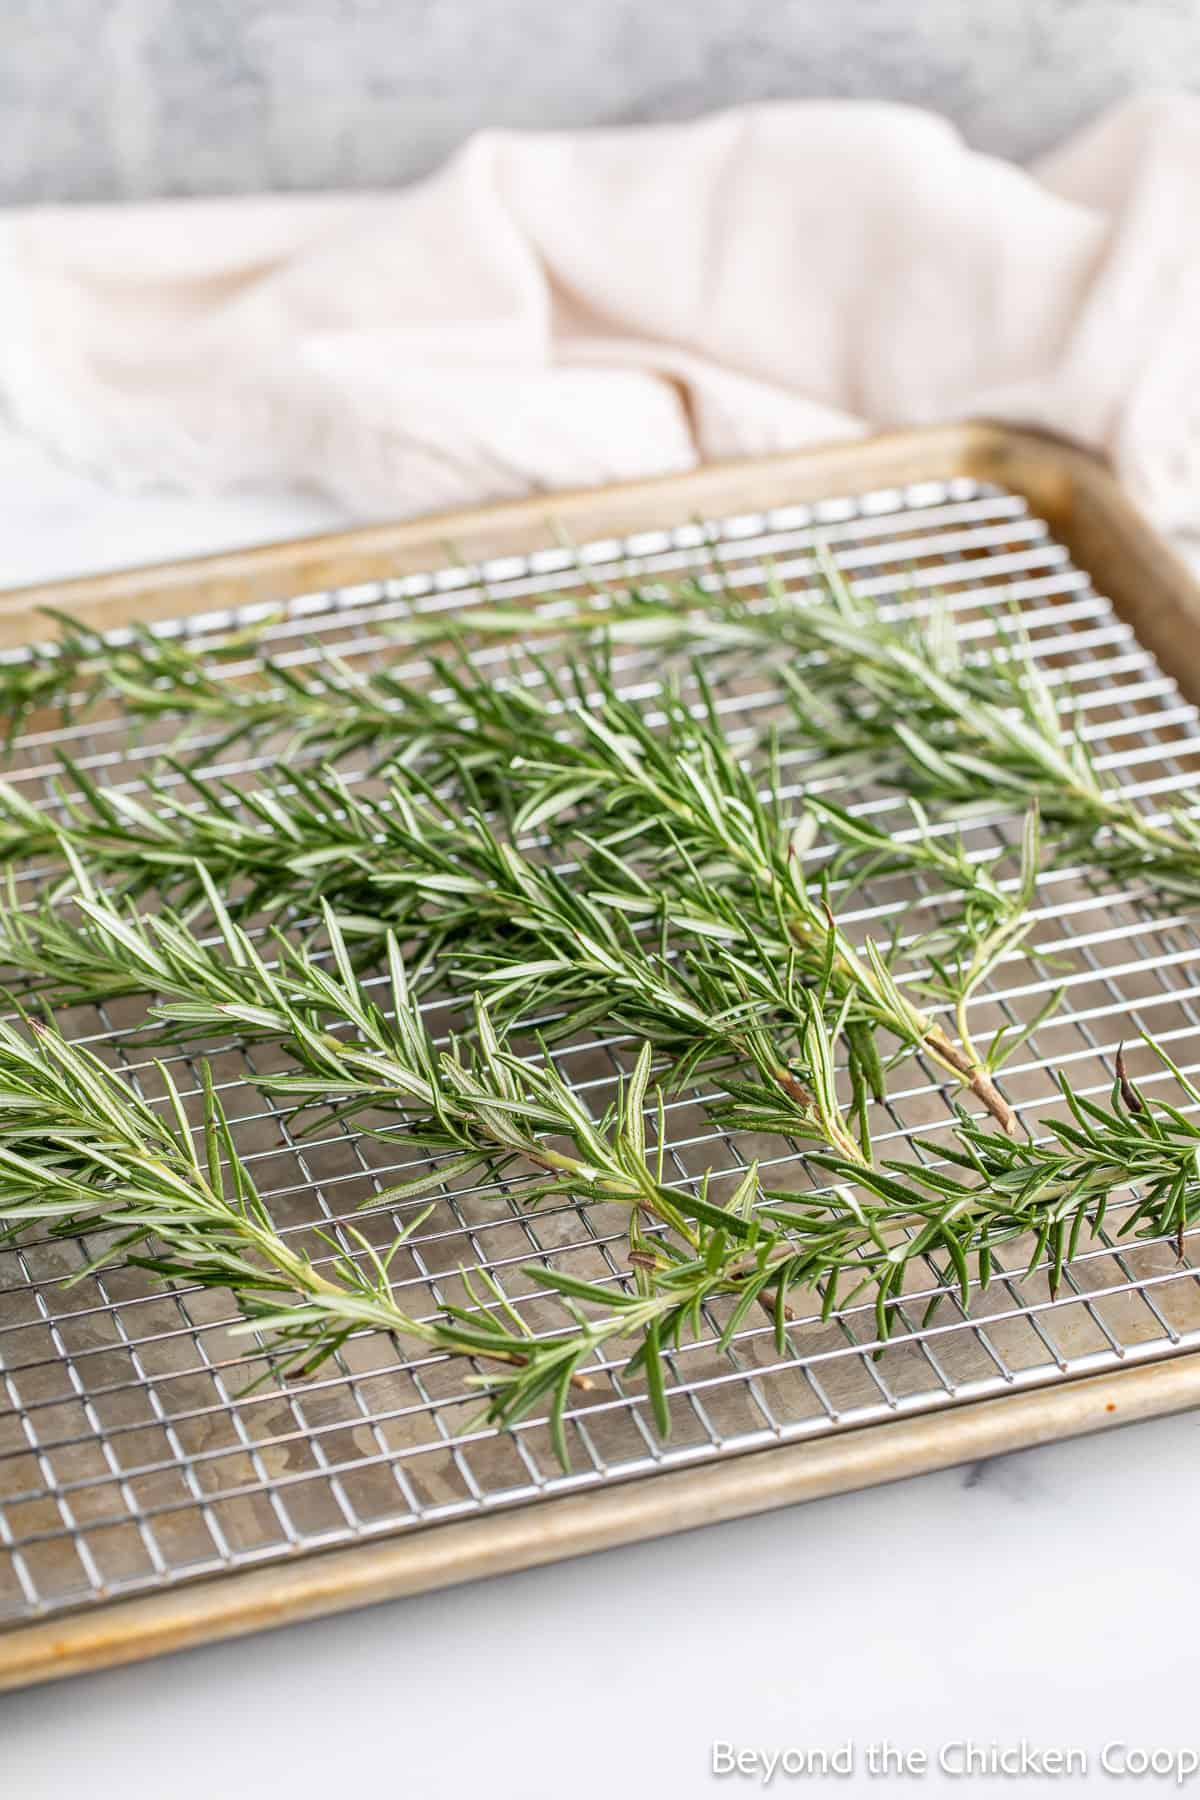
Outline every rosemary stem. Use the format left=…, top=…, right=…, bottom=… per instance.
left=921, top=1024, right=1017, bottom=1136
left=953, top=992, right=983, bottom=1084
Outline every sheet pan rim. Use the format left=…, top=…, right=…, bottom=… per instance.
left=2, top=1349, right=1198, bottom=1693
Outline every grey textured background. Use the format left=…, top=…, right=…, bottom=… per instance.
left=2, top=0, right=1199, bottom=204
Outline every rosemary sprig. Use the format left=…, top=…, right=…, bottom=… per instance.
left=0, top=656, right=1031, bottom=1132
left=798, top=1043, right=1200, bottom=1314
left=393, top=659, right=1027, bottom=1129
left=449, top=655, right=1030, bottom=1127
left=0, top=1014, right=479, bottom=1378
left=3, top=837, right=882, bottom=1187
left=0, top=756, right=472, bottom=914
left=0, top=588, right=1048, bottom=1136
left=0, top=1005, right=801, bottom=1461
left=0, top=652, right=1019, bottom=934
left=0, top=837, right=857, bottom=1151
left=0, top=783, right=1016, bottom=1154
left=2, top=1001, right=1194, bottom=1462
left=463, top=1037, right=1200, bottom=1447
left=0, top=1012, right=673, bottom=1459
left=0, top=970, right=825, bottom=1463
left=0, top=612, right=430, bottom=765
left=17, top=560, right=1199, bottom=906
left=387, top=557, right=1200, bottom=902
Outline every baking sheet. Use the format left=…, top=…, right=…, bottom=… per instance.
left=1, top=425, right=1199, bottom=1687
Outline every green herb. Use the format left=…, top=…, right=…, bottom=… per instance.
left=14, top=561, right=1200, bottom=907
left=0, top=560, right=1191, bottom=1462
left=0, top=1013, right=509, bottom=1386
left=0, top=998, right=1192, bottom=1460
left=0, top=648, right=1034, bottom=1133
left=802, top=1043, right=1200, bottom=1311
left=0, top=1011, right=692, bottom=1452
left=0, top=958, right=834, bottom=1457
left=0, top=844, right=849, bottom=1147
left=383, top=552, right=1200, bottom=901
left=0, top=611, right=421, bottom=764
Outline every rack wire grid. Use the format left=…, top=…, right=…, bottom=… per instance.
left=1, top=471, right=1199, bottom=1633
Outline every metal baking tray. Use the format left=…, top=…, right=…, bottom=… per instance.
left=2, top=422, right=1199, bottom=1690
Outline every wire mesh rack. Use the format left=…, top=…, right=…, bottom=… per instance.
left=2, top=462, right=1199, bottom=1652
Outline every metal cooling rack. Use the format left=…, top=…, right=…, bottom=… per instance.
left=2, top=473, right=1200, bottom=1632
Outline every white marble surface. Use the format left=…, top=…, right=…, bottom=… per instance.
left=0, top=427, right=349, bottom=590
left=5, top=1417, right=1200, bottom=1797
left=2, top=456, right=1198, bottom=1796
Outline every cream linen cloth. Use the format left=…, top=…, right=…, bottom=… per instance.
left=2, top=93, right=1200, bottom=531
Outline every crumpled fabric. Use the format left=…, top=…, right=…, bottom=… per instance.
left=2, top=94, right=1199, bottom=530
